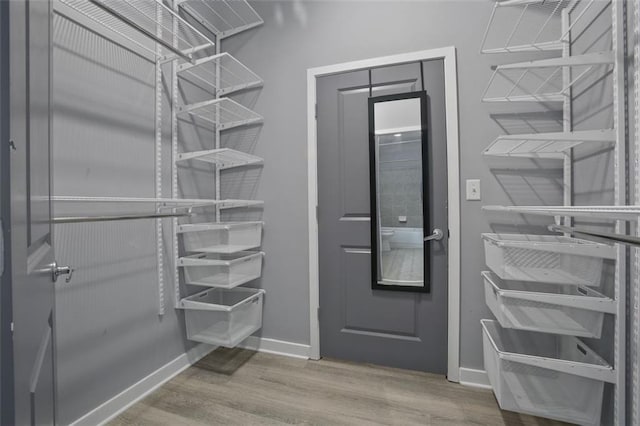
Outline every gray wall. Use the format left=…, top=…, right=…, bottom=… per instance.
left=223, top=0, right=562, bottom=370
left=52, top=14, right=199, bottom=424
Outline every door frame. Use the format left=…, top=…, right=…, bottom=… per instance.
left=0, top=0, right=10, bottom=420
left=307, top=47, right=461, bottom=382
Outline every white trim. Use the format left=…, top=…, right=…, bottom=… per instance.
left=238, top=336, right=311, bottom=360
left=307, top=47, right=461, bottom=381
left=458, top=368, right=491, bottom=390
left=70, top=343, right=215, bottom=426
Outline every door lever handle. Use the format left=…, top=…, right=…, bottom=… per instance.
left=424, top=228, right=444, bottom=242
left=52, top=261, right=74, bottom=283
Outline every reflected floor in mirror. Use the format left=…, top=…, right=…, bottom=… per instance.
left=381, top=248, right=423, bottom=285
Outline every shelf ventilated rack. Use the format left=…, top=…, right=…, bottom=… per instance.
left=481, top=52, right=614, bottom=103
left=176, top=148, right=263, bottom=170
left=479, top=0, right=628, bottom=424
left=57, top=0, right=214, bottom=61
left=480, top=0, right=606, bottom=54
left=483, top=129, right=615, bottom=158
left=178, top=97, right=263, bottom=131
left=54, top=0, right=267, bottom=343
left=167, top=0, right=266, bottom=348
left=178, top=0, right=264, bottom=40
left=177, top=52, right=263, bottom=97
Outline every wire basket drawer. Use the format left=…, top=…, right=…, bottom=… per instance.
left=182, top=287, right=265, bottom=348
left=482, top=233, right=615, bottom=286
left=482, top=320, right=613, bottom=426
left=179, top=251, right=264, bottom=289
left=482, top=271, right=613, bottom=338
left=178, top=222, right=263, bottom=254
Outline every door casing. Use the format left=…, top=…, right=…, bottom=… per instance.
left=307, top=47, right=461, bottom=381
left=0, top=0, right=11, bottom=421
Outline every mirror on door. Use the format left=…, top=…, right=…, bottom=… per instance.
left=368, top=91, right=431, bottom=292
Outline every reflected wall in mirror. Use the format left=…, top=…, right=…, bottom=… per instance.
left=369, top=91, right=429, bottom=292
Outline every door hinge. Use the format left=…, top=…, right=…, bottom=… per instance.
left=10, top=322, right=14, bottom=334
left=315, top=103, right=318, bottom=119
left=448, top=229, right=450, bottom=239
left=316, top=205, right=319, bottom=222
left=8, top=140, right=16, bottom=151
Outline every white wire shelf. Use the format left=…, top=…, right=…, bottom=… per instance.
left=483, top=129, right=616, bottom=158
left=177, top=53, right=263, bottom=97
left=177, top=148, right=263, bottom=169
left=483, top=205, right=640, bottom=221
left=482, top=52, right=614, bottom=103
left=178, top=0, right=263, bottom=40
left=178, top=97, right=263, bottom=131
left=480, top=0, right=603, bottom=54
left=52, top=196, right=263, bottom=211
left=57, top=0, right=214, bottom=61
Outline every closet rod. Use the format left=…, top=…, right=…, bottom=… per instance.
left=548, top=224, right=640, bottom=247
left=53, top=211, right=192, bottom=224
left=87, top=0, right=192, bottom=62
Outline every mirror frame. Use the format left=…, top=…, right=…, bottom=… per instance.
left=368, top=90, right=430, bottom=293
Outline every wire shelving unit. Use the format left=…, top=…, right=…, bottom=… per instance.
left=483, top=129, right=616, bottom=158
left=479, top=1, right=627, bottom=424
left=57, top=0, right=214, bottom=61
left=482, top=52, right=614, bottom=103
left=52, top=0, right=265, bottom=337
left=178, top=0, right=264, bottom=40
left=177, top=148, right=263, bottom=170
left=177, top=52, right=263, bottom=97
left=483, top=205, right=640, bottom=221
left=52, top=195, right=262, bottom=216
left=480, top=0, right=606, bottom=54
left=178, top=97, right=263, bottom=131
left=168, top=0, right=266, bottom=347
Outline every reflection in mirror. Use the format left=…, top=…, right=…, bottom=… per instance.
left=369, top=92, right=428, bottom=292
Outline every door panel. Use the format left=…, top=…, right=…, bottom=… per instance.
left=343, top=248, right=417, bottom=335
left=9, top=0, right=56, bottom=424
left=318, top=60, right=448, bottom=373
left=340, top=88, right=372, bottom=217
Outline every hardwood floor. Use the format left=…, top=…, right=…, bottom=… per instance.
left=111, top=348, right=566, bottom=426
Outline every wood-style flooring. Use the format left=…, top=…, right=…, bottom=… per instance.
left=111, top=348, right=566, bottom=426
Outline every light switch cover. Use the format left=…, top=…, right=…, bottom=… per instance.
left=466, top=179, right=481, bottom=201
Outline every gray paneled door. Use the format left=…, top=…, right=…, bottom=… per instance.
left=317, top=60, right=448, bottom=374
left=9, top=0, right=57, bottom=424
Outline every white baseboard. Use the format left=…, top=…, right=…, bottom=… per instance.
left=238, top=336, right=311, bottom=360
left=70, top=343, right=215, bottom=426
left=458, top=367, right=491, bottom=390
